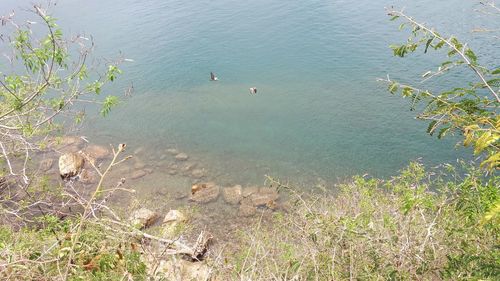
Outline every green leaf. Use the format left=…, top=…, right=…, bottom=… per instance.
left=390, top=15, right=399, bottom=21
left=449, top=37, right=462, bottom=50
left=434, top=40, right=445, bottom=50
left=486, top=78, right=500, bottom=87
left=402, top=87, right=413, bottom=97
left=424, top=38, right=433, bottom=53
left=388, top=82, right=399, bottom=94
left=438, top=127, right=451, bottom=139
left=106, top=65, right=122, bottom=82
left=464, top=49, right=477, bottom=63
left=492, top=68, right=500, bottom=75
left=100, top=95, right=119, bottom=117
left=427, top=120, right=438, bottom=135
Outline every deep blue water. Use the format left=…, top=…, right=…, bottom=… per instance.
left=2, top=0, right=497, bottom=185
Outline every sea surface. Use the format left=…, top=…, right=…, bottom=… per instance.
left=2, top=0, right=498, bottom=187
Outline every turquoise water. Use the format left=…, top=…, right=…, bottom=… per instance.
left=3, top=1, right=497, bottom=186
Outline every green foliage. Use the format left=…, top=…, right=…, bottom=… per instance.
left=0, top=220, right=147, bottom=280
left=230, top=163, right=499, bottom=280
left=101, top=95, right=119, bottom=117
left=385, top=10, right=499, bottom=172
left=0, top=5, right=123, bottom=176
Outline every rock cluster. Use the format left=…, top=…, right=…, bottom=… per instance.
left=226, top=186, right=280, bottom=217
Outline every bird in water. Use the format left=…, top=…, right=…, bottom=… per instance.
left=249, top=87, right=257, bottom=95
left=210, top=72, right=218, bottom=81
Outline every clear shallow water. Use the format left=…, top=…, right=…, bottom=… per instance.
left=2, top=0, right=497, bottom=186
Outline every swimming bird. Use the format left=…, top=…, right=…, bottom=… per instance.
left=210, top=72, right=218, bottom=81
left=249, top=87, right=257, bottom=94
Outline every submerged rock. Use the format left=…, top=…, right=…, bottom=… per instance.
left=39, top=158, right=54, bottom=172
left=182, top=162, right=197, bottom=172
left=175, top=153, right=189, bottom=161
left=60, top=136, right=84, bottom=146
left=79, top=169, right=98, bottom=185
left=173, top=191, right=188, bottom=200
left=129, top=208, right=159, bottom=229
left=239, top=203, right=257, bottom=217
left=166, top=148, right=179, bottom=155
left=134, top=160, right=146, bottom=170
left=242, top=186, right=259, bottom=198
left=133, top=147, right=145, bottom=155
left=190, top=182, right=220, bottom=203
left=52, top=136, right=85, bottom=150
left=250, top=187, right=279, bottom=207
left=191, top=168, right=205, bottom=179
left=131, top=170, right=147, bottom=179
left=59, top=152, right=85, bottom=179
left=84, top=144, right=110, bottom=160
left=223, top=185, right=242, bottom=205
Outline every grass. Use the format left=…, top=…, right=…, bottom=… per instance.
left=222, top=162, right=499, bottom=280
left=0, top=162, right=498, bottom=280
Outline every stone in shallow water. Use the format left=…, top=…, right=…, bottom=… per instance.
left=174, top=191, right=187, bottom=200
left=250, top=187, right=279, bottom=207
left=242, top=186, right=259, bottom=198
left=175, top=153, right=189, bottom=161
left=166, top=148, right=179, bottom=155
left=134, top=160, right=146, bottom=170
left=223, top=185, right=242, bottom=205
left=59, top=152, right=85, bottom=179
left=131, top=170, right=147, bottom=179
left=84, top=144, right=110, bottom=160
left=129, top=208, right=159, bottom=229
left=182, top=162, right=197, bottom=171
left=190, top=182, right=220, bottom=203
left=79, top=169, right=98, bottom=185
left=133, top=147, right=144, bottom=155
left=239, top=203, right=257, bottom=217
left=39, top=158, right=54, bottom=172
left=191, top=168, right=205, bottom=179
left=163, top=210, right=187, bottom=223
left=50, top=136, right=85, bottom=151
